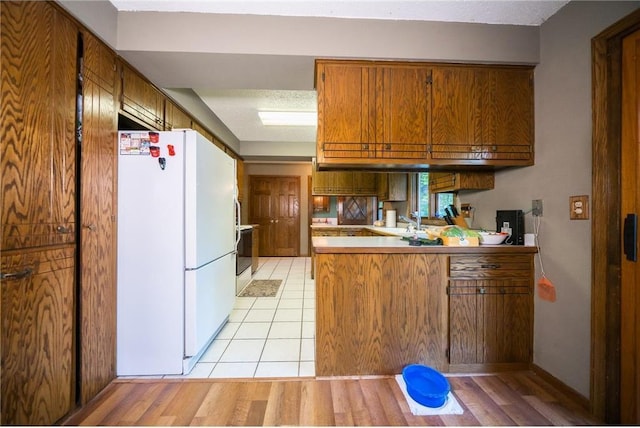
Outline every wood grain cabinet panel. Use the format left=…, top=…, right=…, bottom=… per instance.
left=315, top=253, right=448, bottom=376
left=429, top=172, right=495, bottom=193
left=164, top=99, right=192, bottom=130
left=480, top=68, right=534, bottom=162
left=431, top=65, right=534, bottom=165
left=79, top=29, right=118, bottom=405
left=120, top=62, right=165, bottom=130
left=1, top=246, right=75, bottom=425
left=1, top=3, right=78, bottom=423
left=448, top=255, right=534, bottom=369
left=1, top=1, right=77, bottom=251
left=316, top=60, right=534, bottom=169
left=377, top=65, right=431, bottom=159
left=316, top=60, right=431, bottom=166
left=312, top=170, right=377, bottom=195
left=316, top=61, right=374, bottom=160
left=377, top=173, right=408, bottom=201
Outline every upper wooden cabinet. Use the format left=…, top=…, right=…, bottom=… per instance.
left=316, top=59, right=534, bottom=169
left=312, top=169, right=377, bottom=195
left=429, top=172, right=495, bottom=193
left=164, top=99, right=192, bottom=130
left=377, top=173, right=408, bottom=201
left=316, top=60, right=431, bottom=167
left=431, top=65, right=534, bottom=165
left=1, top=1, right=77, bottom=251
left=120, top=62, right=165, bottom=130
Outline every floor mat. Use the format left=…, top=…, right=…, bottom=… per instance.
left=239, top=279, right=282, bottom=297
left=395, top=374, right=464, bottom=416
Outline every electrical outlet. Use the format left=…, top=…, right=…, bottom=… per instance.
left=532, top=199, right=543, bottom=216
left=570, top=195, right=589, bottom=220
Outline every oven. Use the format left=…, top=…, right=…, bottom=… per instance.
left=236, top=226, right=253, bottom=275
left=236, top=226, right=253, bottom=294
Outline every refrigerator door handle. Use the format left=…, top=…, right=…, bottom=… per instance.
left=235, top=197, right=241, bottom=248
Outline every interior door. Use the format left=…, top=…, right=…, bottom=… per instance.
left=621, top=28, right=640, bottom=424
left=249, top=176, right=300, bottom=257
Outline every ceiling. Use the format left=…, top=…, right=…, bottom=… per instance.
left=108, top=1, right=569, bottom=150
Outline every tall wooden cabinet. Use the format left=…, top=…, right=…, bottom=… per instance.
left=78, top=29, right=118, bottom=405
left=1, top=2, right=77, bottom=424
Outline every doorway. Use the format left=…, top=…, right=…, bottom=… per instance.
left=248, top=175, right=301, bottom=256
left=592, top=8, right=640, bottom=424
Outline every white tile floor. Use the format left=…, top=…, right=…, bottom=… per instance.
left=179, top=256, right=315, bottom=379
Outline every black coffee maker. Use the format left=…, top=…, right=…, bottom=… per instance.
left=496, top=210, right=524, bottom=245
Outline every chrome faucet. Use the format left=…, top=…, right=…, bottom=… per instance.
left=412, top=211, right=422, bottom=231
left=399, top=214, right=421, bottom=232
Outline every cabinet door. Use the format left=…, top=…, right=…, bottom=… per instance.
left=316, top=62, right=375, bottom=161
left=449, top=279, right=532, bottom=365
left=79, top=30, right=118, bottom=405
left=165, top=99, right=192, bottom=130
left=481, top=279, right=532, bottom=364
left=312, top=170, right=353, bottom=195
left=448, top=281, right=481, bottom=364
left=431, top=66, right=482, bottom=161
left=120, top=63, right=165, bottom=130
left=481, top=68, right=534, bottom=162
left=1, top=1, right=77, bottom=251
left=351, top=172, right=378, bottom=195
left=429, top=172, right=495, bottom=193
left=377, top=173, right=408, bottom=201
left=377, top=66, right=431, bottom=159
left=1, top=246, right=75, bottom=425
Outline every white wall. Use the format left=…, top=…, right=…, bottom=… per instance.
left=461, top=1, right=640, bottom=398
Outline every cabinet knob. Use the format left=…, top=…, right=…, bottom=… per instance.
left=362, top=144, right=369, bottom=150
left=478, top=287, right=487, bottom=294
left=56, top=225, right=71, bottom=233
left=83, top=224, right=97, bottom=231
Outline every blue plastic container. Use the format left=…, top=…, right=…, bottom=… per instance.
left=402, top=364, right=451, bottom=408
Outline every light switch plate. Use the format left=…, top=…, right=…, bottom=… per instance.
left=569, top=195, right=589, bottom=220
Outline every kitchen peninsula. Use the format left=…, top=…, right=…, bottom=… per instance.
left=312, top=234, right=537, bottom=377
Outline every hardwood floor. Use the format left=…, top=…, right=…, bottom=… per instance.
left=64, top=372, right=599, bottom=426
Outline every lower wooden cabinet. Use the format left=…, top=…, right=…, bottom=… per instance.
left=1, top=246, right=75, bottom=425
left=447, top=255, right=533, bottom=369
left=315, top=253, right=449, bottom=376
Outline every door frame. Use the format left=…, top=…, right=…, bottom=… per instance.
left=591, top=8, right=640, bottom=423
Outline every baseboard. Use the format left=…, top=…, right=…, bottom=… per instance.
left=531, top=363, right=590, bottom=412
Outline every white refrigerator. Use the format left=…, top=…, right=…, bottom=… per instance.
left=116, top=129, right=237, bottom=376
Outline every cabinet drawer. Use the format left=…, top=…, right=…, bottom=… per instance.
left=448, top=283, right=531, bottom=295
left=449, top=255, right=532, bottom=279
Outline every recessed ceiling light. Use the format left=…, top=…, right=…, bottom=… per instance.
left=258, top=111, right=317, bottom=126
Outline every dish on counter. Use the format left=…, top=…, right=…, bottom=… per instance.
left=478, top=231, right=509, bottom=245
